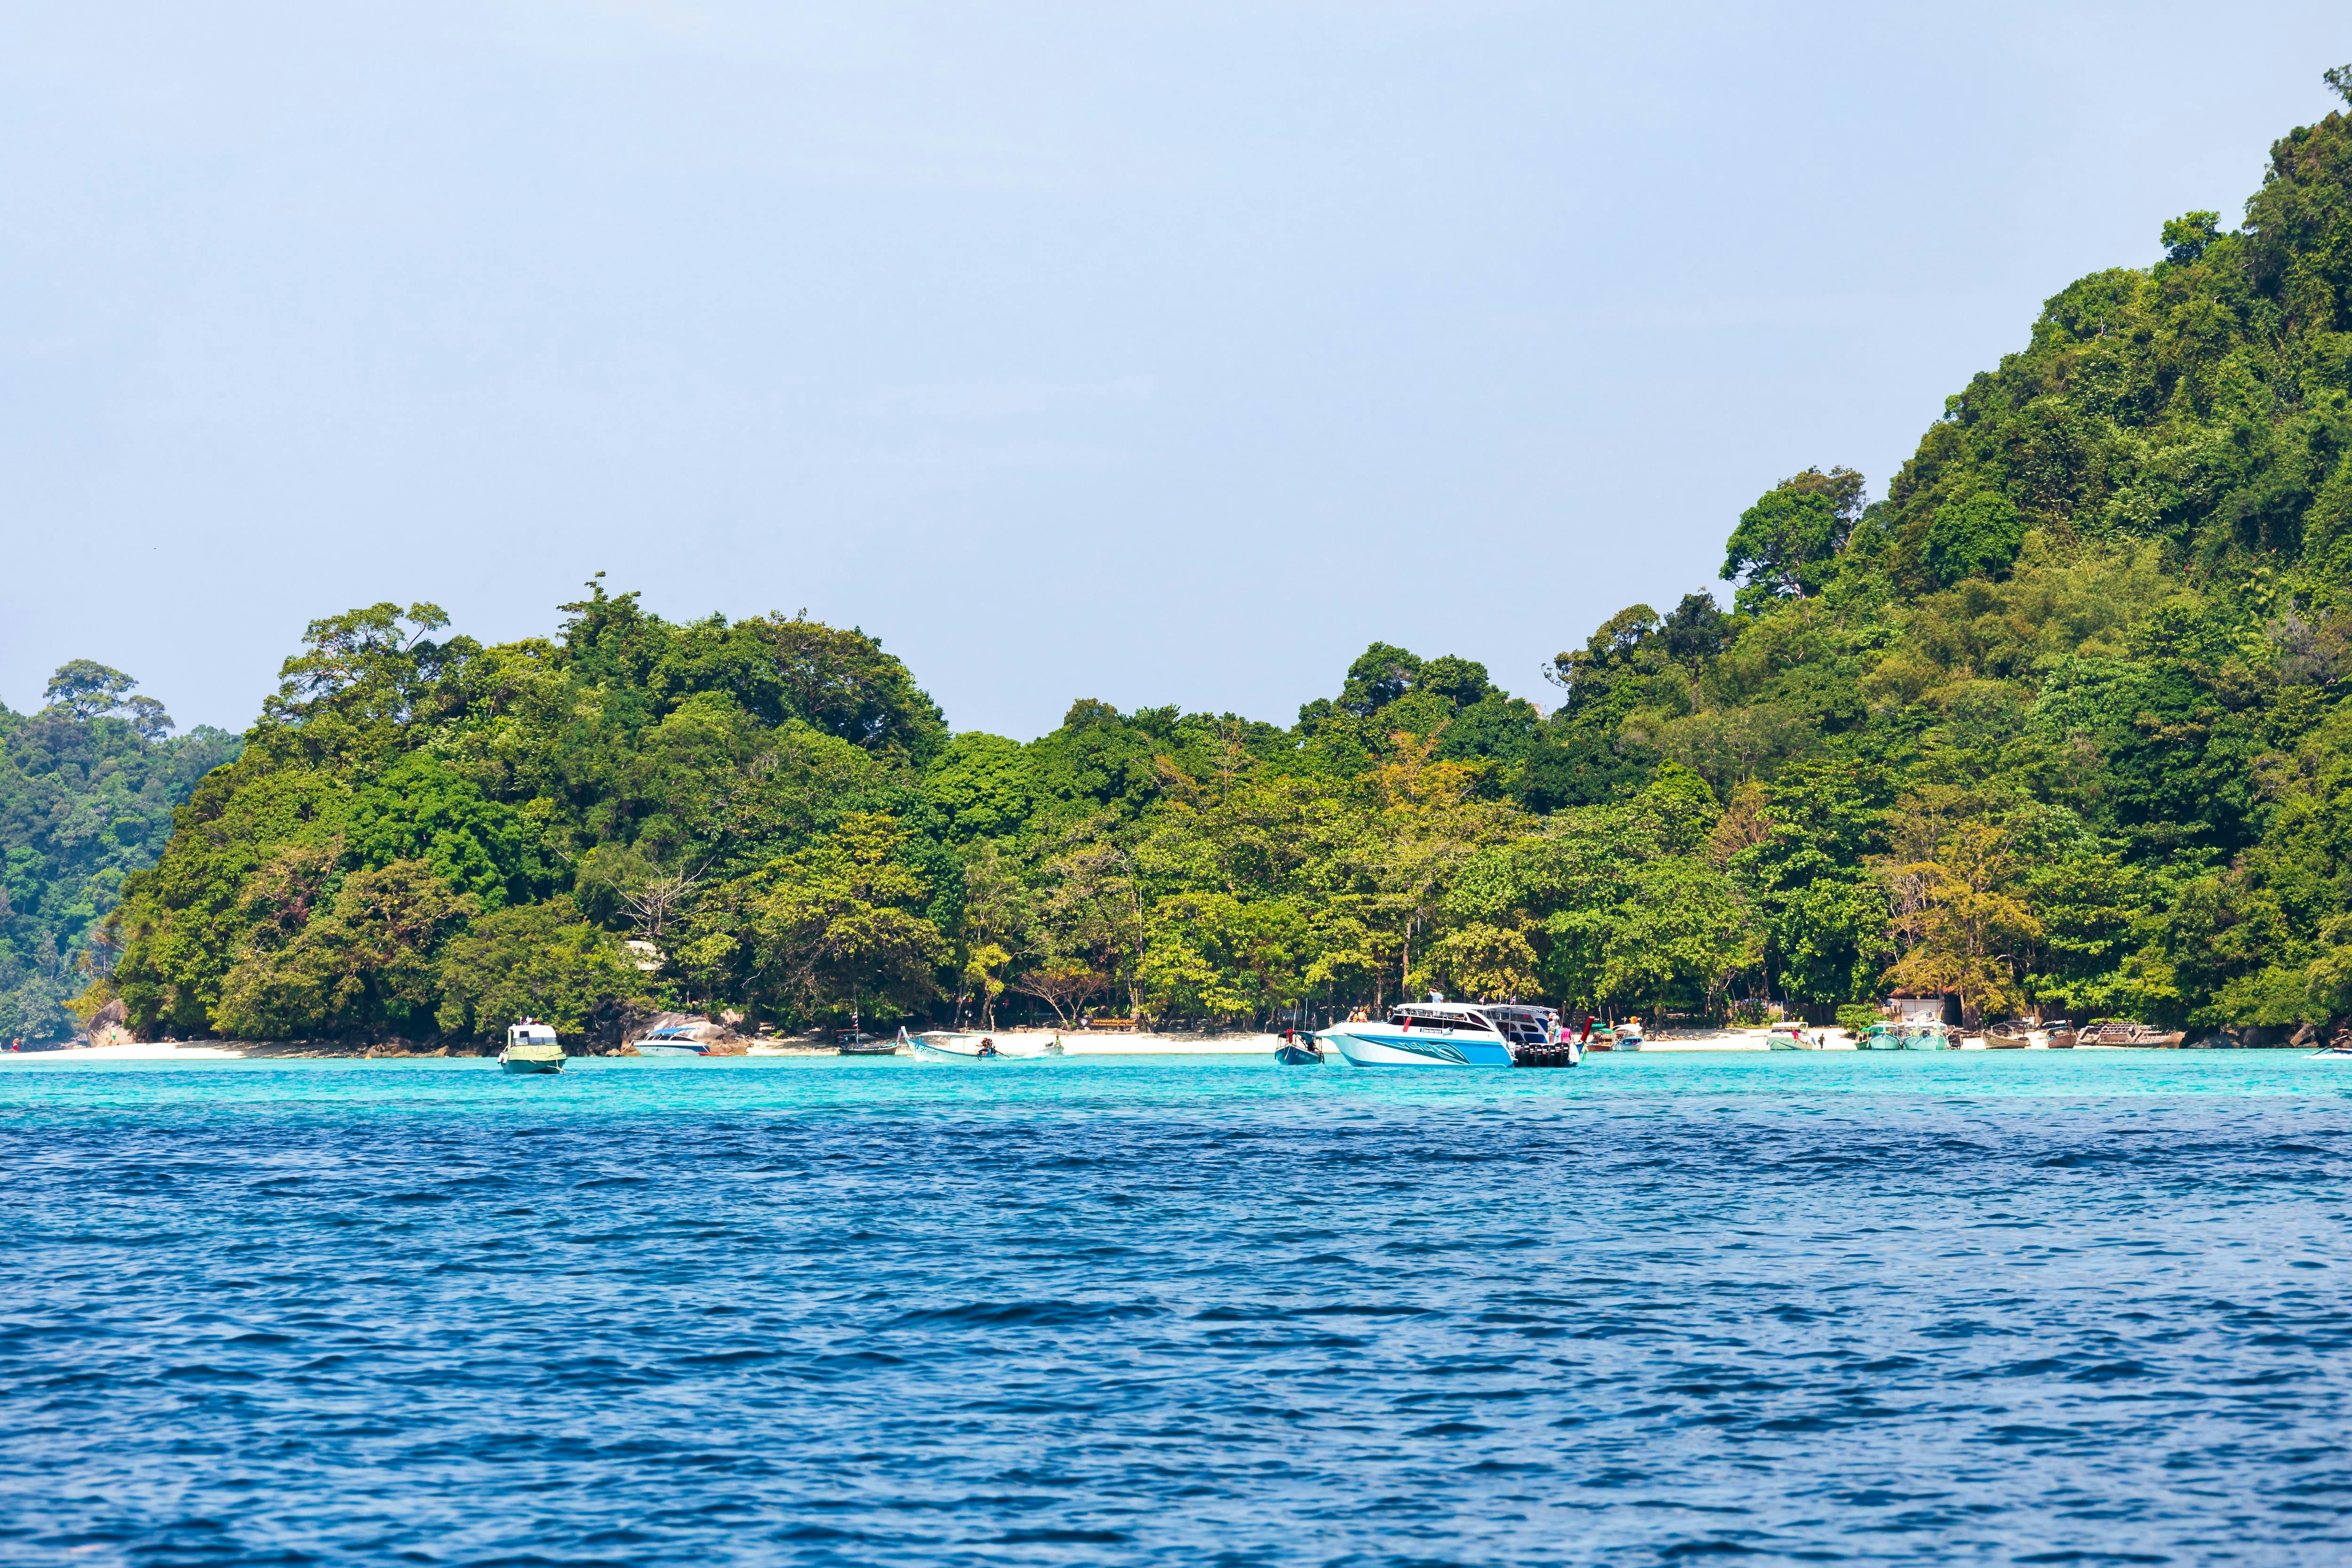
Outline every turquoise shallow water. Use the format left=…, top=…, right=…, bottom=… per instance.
left=3, top=1051, right=2349, bottom=1566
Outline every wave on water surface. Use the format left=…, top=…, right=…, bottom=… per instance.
left=2, top=1052, right=2349, bottom=1566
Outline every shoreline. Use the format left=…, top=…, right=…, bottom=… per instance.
left=1, top=1029, right=2324, bottom=1062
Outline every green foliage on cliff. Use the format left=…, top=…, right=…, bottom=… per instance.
left=1542, top=80, right=2352, bottom=1030
left=0, top=665, right=240, bottom=1041
left=107, top=586, right=951, bottom=1041
left=101, top=78, right=2352, bottom=1041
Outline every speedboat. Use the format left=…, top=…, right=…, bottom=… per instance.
left=2308, top=1045, right=2352, bottom=1060
left=1765, top=1022, right=1816, bottom=1049
left=499, top=1021, right=565, bottom=1074
left=634, top=1027, right=711, bottom=1058
left=1316, top=1000, right=1556, bottom=1069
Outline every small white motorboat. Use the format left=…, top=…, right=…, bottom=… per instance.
left=2307, top=1046, right=2352, bottom=1060
left=1764, top=1022, right=1816, bottom=1050
left=634, top=1027, right=712, bottom=1058
left=903, top=1028, right=1064, bottom=1061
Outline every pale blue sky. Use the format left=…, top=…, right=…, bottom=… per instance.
left=4, top=3, right=2345, bottom=737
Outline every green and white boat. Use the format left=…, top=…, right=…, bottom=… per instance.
left=500, top=1020, right=566, bottom=1074
left=1858, top=1022, right=1955, bottom=1051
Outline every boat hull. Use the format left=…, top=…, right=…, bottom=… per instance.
left=2080, top=1027, right=2185, bottom=1047
left=909, top=1039, right=994, bottom=1061
left=907, top=1032, right=1064, bottom=1061
left=1318, top=1027, right=1516, bottom=1069
left=1273, top=1043, right=1323, bottom=1066
left=500, top=1053, right=564, bottom=1074
left=1859, top=1029, right=1952, bottom=1050
left=635, top=1042, right=709, bottom=1058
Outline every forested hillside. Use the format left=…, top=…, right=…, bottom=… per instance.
left=105, top=81, right=2352, bottom=1043
left=0, top=664, right=241, bottom=1041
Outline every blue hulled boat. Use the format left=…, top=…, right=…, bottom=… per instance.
left=1316, top=1000, right=1574, bottom=1069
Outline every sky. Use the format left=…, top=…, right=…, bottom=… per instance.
left=4, top=2, right=2347, bottom=739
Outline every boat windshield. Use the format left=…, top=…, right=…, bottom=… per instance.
left=1389, top=1008, right=1496, bottom=1032
left=1481, top=1009, right=1553, bottom=1043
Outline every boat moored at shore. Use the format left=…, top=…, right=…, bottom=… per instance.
left=903, top=1028, right=1065, bottom=1061
left=499, top=1021, right=566, bottom=1074
left=2077, top=1019, right=2187, bottom=1047
left=1859, top=1022, right=1959, bottom=1050
left=634, top=1027, right=711, bottom=1057
left=1317, top=1001, right=1579, bottom=1068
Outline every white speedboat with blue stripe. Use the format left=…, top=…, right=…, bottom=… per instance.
left=635, top=1027, right=713, bottom=1057
left=1317, top=1001, right=1569, bottom=1069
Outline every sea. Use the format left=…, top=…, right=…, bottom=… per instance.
left=3, top=1050, right=2348, bottom=1566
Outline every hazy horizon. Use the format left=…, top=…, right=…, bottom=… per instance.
left=5, top=2, right=2346, bottom=738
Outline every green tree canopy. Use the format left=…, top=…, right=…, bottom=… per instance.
left=96, top=81, right=2352, bottom=1044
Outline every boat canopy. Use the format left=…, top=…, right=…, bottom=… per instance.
left=508, top=1023, right=559, bottom=1044
left=1387, top=1003, right=1556, bottom=1034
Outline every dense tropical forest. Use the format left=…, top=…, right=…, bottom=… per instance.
left=77, top=80, right=2352, bottom=1043
left=0, top=665, right=241, bottom=1041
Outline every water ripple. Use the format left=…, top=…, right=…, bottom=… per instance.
left=2, top=1051, right=2350, bottom=1564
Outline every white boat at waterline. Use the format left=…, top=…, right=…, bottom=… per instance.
left=1317, top=1001, right=1566, bottom=1069
left=902, top=1029, right=1065, bottom=1061
left=634, top=1027, right=713, bottom=1058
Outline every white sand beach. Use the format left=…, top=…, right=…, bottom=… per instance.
left=2, top=1041, right=246, bottom=1061
left=987, top=1029, right=1286, bottom=1056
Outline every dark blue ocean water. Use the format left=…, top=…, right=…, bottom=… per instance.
left=4, top=1051, right=2350, bottom=1566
